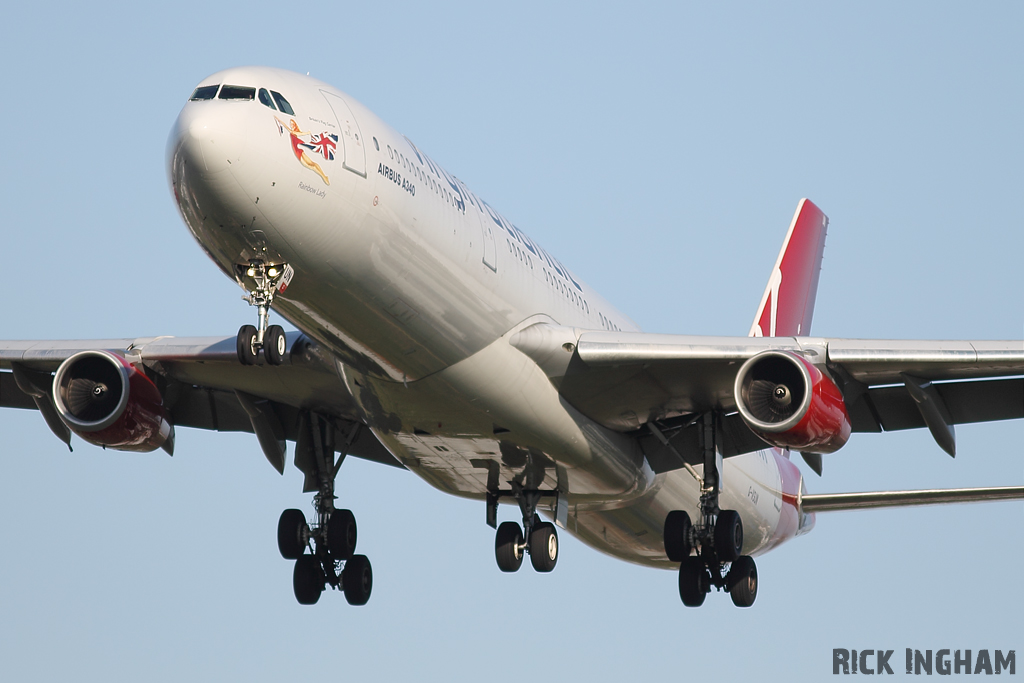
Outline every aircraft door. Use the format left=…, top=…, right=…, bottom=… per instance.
left=320, top=90, right=366, bottom=177
left=477, top=209, right=497, bottom=272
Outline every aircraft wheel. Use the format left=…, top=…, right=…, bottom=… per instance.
left=495, top=521, right=524, bottom=572
left=237, top=325, right=259, bottom=365
left=663, top=510, right=692, bottom=562
left=277, top=509, right=308, bottom=560
left=264, top=325, right=287, bottom=365
left=729, top=556, right=758, bottom=607
left=343, top=555, right=373, bottom=606
left=678, top=556, right=709, bottom=607
left=293, top=555, right=324, bottom=605
left=327, top=509, right=357, bottom=560
left=529, top=522, right=558, bottom=572
left=714, top=510, right=743, bottom=562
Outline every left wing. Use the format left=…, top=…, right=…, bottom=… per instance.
left=511, top=325, right=1024, bottom=464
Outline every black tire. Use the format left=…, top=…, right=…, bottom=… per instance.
left=729, top=556, right=758, bottom=608
left=264, top=325, right=287, bottom=365
left=277, top=508, right=308, bottom=560
left=663, top=510, right=692, bottom=562
left=529, top=522, right=558, bottom=572
left=237, top=325, right=259, bottom=365
left=495, top=521, right=524, bottom=572
left=293, top=555, right=324, bottom=605
left=343, top=555, right=373, bottom=606
left=678, top=556, right=709, bottom=607
left=327, top=509, right=357, bottom=560
left=714, top=510, right=743, bottom=562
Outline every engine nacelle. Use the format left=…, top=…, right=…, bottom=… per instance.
left=733, top=350, right=851, bottom=454
left=53, top=350, right=174, bottom=453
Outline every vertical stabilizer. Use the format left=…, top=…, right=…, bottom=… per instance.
left=749, top=199, right=829, bottom=338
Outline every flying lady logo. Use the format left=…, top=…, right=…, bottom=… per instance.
left=274, top=116, right=337, bottom=186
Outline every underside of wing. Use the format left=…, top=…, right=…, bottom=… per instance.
left=0, top=334, right=402, bottom=478
left=513, top=326, right=1024, bottom=465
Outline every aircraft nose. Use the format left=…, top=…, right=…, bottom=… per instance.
left=167, top=97, right=260, bottom=250
left=168, top=103, right=249, bottom=178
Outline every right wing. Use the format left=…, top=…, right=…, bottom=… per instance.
left=0, top=334, right=401, bottom=481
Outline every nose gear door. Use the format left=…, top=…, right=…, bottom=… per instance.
left=321, top=90, right=366, bottom=177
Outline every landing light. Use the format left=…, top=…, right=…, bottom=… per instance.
left=246, top=268, right=256, bottom=277
left=267, top=267, right=279, bottom=277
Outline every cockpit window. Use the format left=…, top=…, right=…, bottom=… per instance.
left=219, top=85, right=256, bottom=100
left=258, top=88, right=277, bottom=110
left=271, top=91, right=295, bottom=115
left=189, top=85, right=219, bottom=101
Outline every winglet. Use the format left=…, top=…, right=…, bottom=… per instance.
left=749, top=199, right=829, bottom=338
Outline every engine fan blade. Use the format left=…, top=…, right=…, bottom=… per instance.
left=747, top=379, right=799, bottom=422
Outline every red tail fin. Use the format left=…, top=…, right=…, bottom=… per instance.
left=749, top=199, right=829, bottom=338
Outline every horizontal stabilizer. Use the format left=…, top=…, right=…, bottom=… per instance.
left=801, top=485, right=1023, bottom=513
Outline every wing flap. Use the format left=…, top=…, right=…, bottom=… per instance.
left=0, top=371, right=37, bottom=410
left=849, top=378, right=1024, bottom=432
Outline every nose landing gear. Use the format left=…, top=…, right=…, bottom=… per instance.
left=235, top=261, right=292, bottom=365
left=663, top=413, right=759, bottom=608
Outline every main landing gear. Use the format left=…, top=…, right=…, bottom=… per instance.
left=663, top=413, right=758, bottom=608
left=236, top=261, right=291, bottom=366
left=276, top=413, right=372, bottom=606
left=490, top=483, right=559, bottom=574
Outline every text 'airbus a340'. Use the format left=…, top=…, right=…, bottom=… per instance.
left=2, top=67, right=1021, bottom=608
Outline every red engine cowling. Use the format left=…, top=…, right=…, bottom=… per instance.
left=733, top=350, right=851, bottom=454
left=53, top=350, right=174, bottom=453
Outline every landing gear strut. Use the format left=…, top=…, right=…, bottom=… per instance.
left=236, top=260, right=291, bottom=366
left=663, top=413, right=758, bottom=608
left=276, top=413, right=372, bottom=605
left=491, top=482, right=559, bottom=573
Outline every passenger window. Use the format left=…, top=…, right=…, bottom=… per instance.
left=271, top=91, right=295, bottom=115
left=219, top=85, right=256, bottom=100
left=258, top=89, right=277, bottom=110
left=373, top=137, right=379, bottom=151
left=189, top=85, right=219, bottom=101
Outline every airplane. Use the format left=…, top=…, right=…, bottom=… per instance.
left=1, top=66, right=1021, bottom=608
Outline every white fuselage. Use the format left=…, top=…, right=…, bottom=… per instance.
left=168, top=66, right=813, bottom=568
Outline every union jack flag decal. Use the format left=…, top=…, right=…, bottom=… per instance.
left=309, top=133, right=338, bottom=161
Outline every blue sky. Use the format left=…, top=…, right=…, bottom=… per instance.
left=0, top=2, right=1020, bottom=680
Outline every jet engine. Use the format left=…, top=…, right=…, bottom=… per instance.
left=52, top=350, right=174, bottom=453
left=733, top=350, right=850, bottom=454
